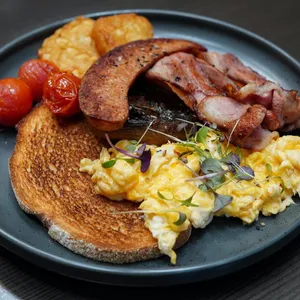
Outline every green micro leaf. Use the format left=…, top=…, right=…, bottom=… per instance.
left=272, top=176, right=286, bottom=194
left=173, top=212, right=187, bottom=226
left=209, top=174, right=226, bottom=187
left=236, top=146, right=242, bottom=161
left=129, top=140, right=138, bottom=145
left=201, top=158, right=223, bottom=174
left=157, top=191, right=173, bottom=201
left=118, top=158, right=136, bottom=164
left=213, top=193, right=233, bottom=213
left=220, top=152, right=240, bottom=166
left=102, top=159, right=117, bottom=168
left=198, top=184, right=209, bottom=192
left=180, top=192, right=199, bottom=207
left=266, top=163, right=273, bottom=175
left=216, top=143, right=223, bottom=157
left=178, top=150, right=194, bottom=159
left=125, top=144, right=137, bottom=152
left=280, top=179, right=286, bottom=194
left=125, top=140, right=138, bottom=152
left=196, top=126, right=209, bottom=145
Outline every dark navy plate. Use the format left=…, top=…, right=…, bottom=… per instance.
left=0, top=9, right=300, bottom=286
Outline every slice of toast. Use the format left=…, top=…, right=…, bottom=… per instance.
left=9, top=104, right=191, bottom=263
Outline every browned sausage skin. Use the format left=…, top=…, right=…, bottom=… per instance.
left=79, top=38, right=206, bottom=132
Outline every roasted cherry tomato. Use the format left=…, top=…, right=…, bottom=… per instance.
left=18, top=59, right=59, bottom=101
left=43, top=72, right=81, bottom=117
left=0, top=78, right=33, bottom=126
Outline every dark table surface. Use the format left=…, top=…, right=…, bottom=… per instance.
left=1, top=0, right=300, bottom=299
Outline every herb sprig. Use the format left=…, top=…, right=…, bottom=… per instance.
left=149, top=120, right=256, bottom=212
left=102, top=157, right=135, bottom=168
left=157, top=191, right=198, bottom=207
left=104, top=133, right=151, bottom=173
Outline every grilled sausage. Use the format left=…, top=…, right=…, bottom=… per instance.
left=79, top=38, right=206, bottom=132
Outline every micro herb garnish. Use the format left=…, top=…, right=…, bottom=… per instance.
left=180, top=192, right=198, bottom=207
left=279, top=177, right=286, bottom=194
left=175, top=118, right=222, bottom=136
left=235, top=166, right=255, bottom=180
left=213, top=193, right=233, bottom=212
left=220, top=152, right=240, bottom=166
left=266, top=163, right=273, bottom=176
left=236, top=146, right=242, bottom=161
left=149, top=128, right=210, bottom=162
left=219, top=152, right=254, bottom=181
left=173, top=212, right=187, bottom=226
left=136, top=119, right=155, bottom=145
left=201, top=158, right=223, bottom=174
left=102, top=159, right=117, bottom=168
left=195, top=180, right=233, bottom=213
left=157, top=191, right=172, bottom=201
left=262, top=163, right=285, bottom=194
left=179, top=156, right=233, bottom=212
left=157, top=190, right=199, bottom=207
left=178, top=151, right=194, bottom=159
left=196, top=126, right=209, bottom=145
left=102, top=157, right=136, bottom=168
left=148, top=119, right=254, bottom=213
left=225, top=118, right=240, bottom=155
left=105, top=133, right=151, bottom=173
left=198, top=184, right=208, bottom=192
left=148, top=128, right=184, bottom=143
left=125, top=140, right=138, bottom=152
left=216, top=143, right=223, bottom=157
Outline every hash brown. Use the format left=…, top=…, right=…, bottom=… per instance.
left=92, top=13, right=154, bottom=55
left=38, top=17, right=99, bottom=78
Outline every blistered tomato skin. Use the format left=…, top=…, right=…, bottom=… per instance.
left=0, top=78, right=33, bottom=127
left=18, top=59, right=59, bottom=101
left=43, top=72, right=81, bottom=117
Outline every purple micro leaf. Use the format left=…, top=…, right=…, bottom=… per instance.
left=140, top=149, right=151, bottom=173
left=186, top=170, right=228, bottom=182
left=220, top=152, right=240, bottom=166
left=105, top=134, right=152, bottom=173
left=136, top=143, right=147, bottom=156
left=236, top=166, right=255, bottom=181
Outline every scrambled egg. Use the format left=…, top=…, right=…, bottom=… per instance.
left=80, top=135, right=300, bottom=264
left=217, top=136, right=298, bottom=223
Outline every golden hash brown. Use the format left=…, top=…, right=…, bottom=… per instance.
left=92, top=13, right=154, bottom=55
left=38, top=17, right=99, bottom=78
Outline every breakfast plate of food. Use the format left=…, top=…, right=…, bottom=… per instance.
left=1, top=9, right=300, bottom=286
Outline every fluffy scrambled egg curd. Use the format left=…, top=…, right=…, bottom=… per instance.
left=80, top=131, right=300, bottom=264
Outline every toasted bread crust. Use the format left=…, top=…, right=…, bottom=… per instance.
left=79, top=38, right=206, bottom=132
left=9, top=104, right=190, bottom=263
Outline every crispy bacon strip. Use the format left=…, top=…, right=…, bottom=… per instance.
left=201, top=52, right=267, bottom=85
left=235, top=82, right=300, bottom=129
left=146, top=52, right=274, bottom=149
left=146, top=52, right=220, bottom=109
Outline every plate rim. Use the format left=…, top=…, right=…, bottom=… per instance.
left=1, top=8, right=300, bottom=286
